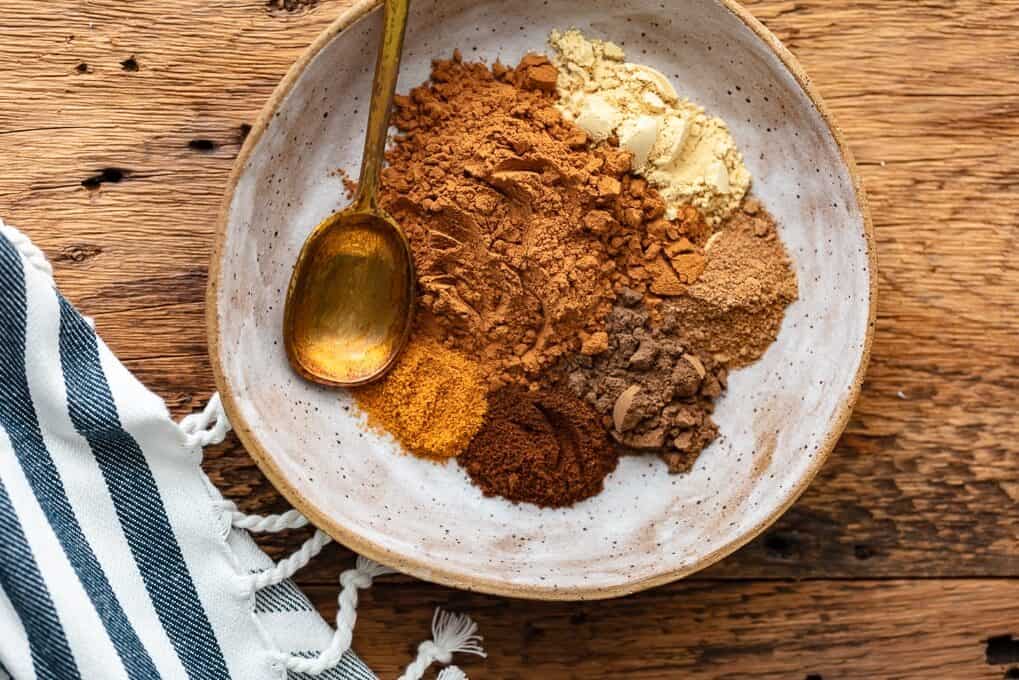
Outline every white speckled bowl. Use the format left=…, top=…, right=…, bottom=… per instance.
left=208, top=0, right=875, bottom=599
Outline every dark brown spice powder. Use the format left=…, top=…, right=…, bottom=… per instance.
left=458, top=387, right=618, bottom=508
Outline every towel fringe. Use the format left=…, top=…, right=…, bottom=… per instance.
left=398, top=609, right=487, bottom=680
left=183, top=393, right=486, bottom=679
left=180, top=393, right=231, bottom=449
left=283, top=556, right=394, bottom=675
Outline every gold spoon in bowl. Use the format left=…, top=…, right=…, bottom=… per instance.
left=283, top=0, right=414, bottom=387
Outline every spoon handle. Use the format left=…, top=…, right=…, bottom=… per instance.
left=354, top=0, right=410, bottom=212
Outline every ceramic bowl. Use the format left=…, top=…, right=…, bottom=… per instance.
left=208, top=0, right=875, bottom=600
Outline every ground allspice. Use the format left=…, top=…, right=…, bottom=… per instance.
left=458, top=387, right=619, bottom=508
left=353, top=336, right=487, bottom=460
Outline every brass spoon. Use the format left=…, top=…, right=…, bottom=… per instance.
left=283, top=0, right=414, bottom=387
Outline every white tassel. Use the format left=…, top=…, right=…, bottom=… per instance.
left=399, top=609, right=486, bottom=680
left=341, top=555, right=397, bottom=588
left=430, top=610, right=486, bottom=659
left=216, top=498, right=310, bottom=532
left=437, top=667, right=469, bottom=680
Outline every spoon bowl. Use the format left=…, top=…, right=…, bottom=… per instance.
left=282, top=0, right=412, bottom=387
left=284, top=208, right=414, bottom=386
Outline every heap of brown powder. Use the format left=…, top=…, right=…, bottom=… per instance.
left=458, top=386, right=618, bottom=507
left=662, top=198, right=798, bottom=367
left=380, top=52, right=673, bottom=388
left=551, top=294, right=727, bottom=473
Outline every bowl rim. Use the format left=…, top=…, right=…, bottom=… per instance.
left=207, top=0, right=877, bottom=601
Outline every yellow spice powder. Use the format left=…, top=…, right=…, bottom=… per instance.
left=353, top=335, right=487, bottom=460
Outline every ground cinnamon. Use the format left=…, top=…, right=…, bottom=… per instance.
left=380, top=52, right=658, bottom=388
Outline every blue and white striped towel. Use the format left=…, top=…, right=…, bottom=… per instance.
left=0, top=223, right=484, bottom=680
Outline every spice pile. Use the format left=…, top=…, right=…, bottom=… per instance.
left=380, top=51, right=645, bottom=388
left=349, top=33, right=798, bottom=509
left=550, top=29, right=750, bottom=225
left=459, top=387, right=618, bottom=507
left=548, top=294, right=728, bottom=474
left=353, top=336, right=487, bottom=460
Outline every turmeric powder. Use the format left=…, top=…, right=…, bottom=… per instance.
left=352, top=336, right=487, bottom=460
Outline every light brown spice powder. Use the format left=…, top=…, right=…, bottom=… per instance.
left=661, top=197, right=799, bottom=366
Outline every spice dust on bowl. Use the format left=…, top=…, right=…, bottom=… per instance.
left=350, top=36, right=797, bottom=508
left=211, top=0, right=875, bottom=599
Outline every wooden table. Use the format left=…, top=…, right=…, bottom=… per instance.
left=3, top=0, right=1017, bottom=677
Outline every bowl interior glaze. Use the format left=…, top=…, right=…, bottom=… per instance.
left=209, top=0, right=874, bottom=599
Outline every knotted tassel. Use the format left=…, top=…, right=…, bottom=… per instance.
left=399, top=609, right=486, bottom=680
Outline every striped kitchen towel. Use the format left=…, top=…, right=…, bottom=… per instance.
left=0, top=223, right=484, bottom=680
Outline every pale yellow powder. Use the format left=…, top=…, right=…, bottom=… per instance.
left=549, top=29, right=750, bottom=225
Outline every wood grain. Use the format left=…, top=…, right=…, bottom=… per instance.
left=337, top=578, right=1019, bottom=679
left=2, top=0, right=1017, bottom=675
